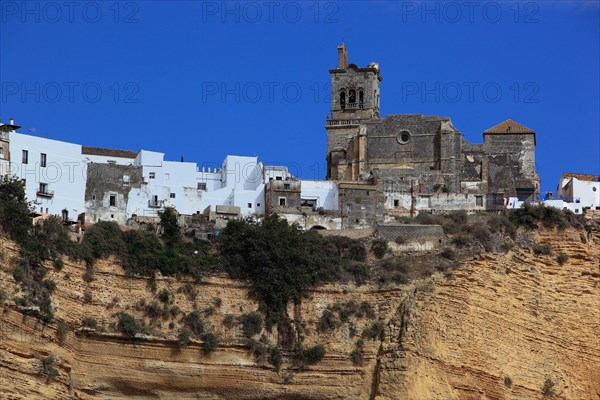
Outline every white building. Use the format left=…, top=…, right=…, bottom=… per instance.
left=6, top=130, right=86, bottom=221
left=507, top=173, right=600, bottom=215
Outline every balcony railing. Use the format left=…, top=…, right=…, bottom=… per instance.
left=342, top=103, right=364, bottom=110
left=36, top=190, right=54, bottom=199
left=326, top=119, right=361, bottom=126
left=148, top=199, right=164, bottom=208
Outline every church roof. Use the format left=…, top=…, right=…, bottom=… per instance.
left=484, top=119, right=535, bottom=134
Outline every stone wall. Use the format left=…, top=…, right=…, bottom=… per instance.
left=84, top=163, right=143, bottom=225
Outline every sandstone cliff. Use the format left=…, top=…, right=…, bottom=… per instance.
left=0, top=226, right=599, bottom=399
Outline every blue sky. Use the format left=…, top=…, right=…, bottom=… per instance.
left=1, top=1, right=599, bottom=193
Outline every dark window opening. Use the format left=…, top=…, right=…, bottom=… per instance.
left=340, top=91, right=346, bottom=109
left=348, top=89, right=356, bottom=104
left=22, top=150, right=28, bottom=164
left=40, top=153, right=47, bottom=167
left=197, top=182, right=207, bottom=191
left=284, top=183, right=290, bottom=190
left=276, top=176, right=283, bottom=181
left=170, top=193, right=176, bottom=198
left=279, top=197, right=286, bottom=206
left=394, top=200, right=399, bottom=208
left=359, top=91, right=364, bottom=108
left=475, top=196, right=483, bottom=207
left=110, top=195, right=116, bottom=207
left=247, top=203, right=252, bottom=208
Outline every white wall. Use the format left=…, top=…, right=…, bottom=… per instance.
left=9, top=132, right=86, bottom=221
left=300, top=180, right=339, bottom=210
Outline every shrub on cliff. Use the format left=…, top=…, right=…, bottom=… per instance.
left=301, top=344, right=326, bottom=362
left=0, top=176, right=31, bottom=243
left=556, top=253, right=569, bottom=266
left=202, top=332, right=219, bottom=353
left=240, top=312, right=263, bottom=338
left=317, top=310, right=337, bottom=333
left=221, top=215, right=340, bottom=326
left=182, top=310, right=207, bottom=337
left=117, top=312, right=139, bottom=338
left=371, top=239, right=388, bottom=259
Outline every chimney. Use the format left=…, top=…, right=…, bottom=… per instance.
left=9, top=118, right=14, bottom=125
left=337, top=43, right=348, bottom=69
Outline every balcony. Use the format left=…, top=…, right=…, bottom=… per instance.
left=326, top=119, right=361, bottom=127
left=148, top=199, right=164, bottom=208
left=342, top=103, right=364, bottom=110
left=36, top=190, right=54, bottom=199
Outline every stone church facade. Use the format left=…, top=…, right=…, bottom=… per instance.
left=326, top=44, right=540, bottom=227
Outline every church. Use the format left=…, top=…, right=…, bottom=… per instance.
left=325, top=44, right=540, bottom=226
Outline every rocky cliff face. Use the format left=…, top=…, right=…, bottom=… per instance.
left=0, top=226, right=599, bottom=400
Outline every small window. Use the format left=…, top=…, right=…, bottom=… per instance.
left=170, top=193, right=176, bottom=199
left=110, top=195, right=116, bottom=207
left=92, top=195, right=96, bottom=201
left=257, top=203, right=261, bottom=207
left=111, top=214, right=114, bottom=218
left=197, top=182, right=207, bottom=191
left=22, top=150, right=28, bottom=164
left=39, top=182, right=48, bottom=193
left=247, top=203, right=252, bottom=208
left=476, top=195, right=483, bottom=207
left=40, top=153, right=47, bottom=167
left=0, top=146, right=4, bottom=156
left=123, top=174, right=130, bottom=185
left=284, top=183, right=291, bottom=190
left=149, top=172, right=155, bottom=179
left=346, top=204, right=353, bottom=212
left=393, top=200, right=399, bottom=208
left=593, top=187, right=597, bottom=192
left=276, top=176, right=283, bottom=181
left=279, top=197, right=287, bottom=206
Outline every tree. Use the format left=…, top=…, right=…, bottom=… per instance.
left=220, top=215, right=340, bottom=326
left=0, top=176, right=31, bottom=242
left=159, top=207, right=180, bottom=246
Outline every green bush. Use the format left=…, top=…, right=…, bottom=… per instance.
left=303, top=344, right=326, bottom=362
left=270, top=347, right=283, bottom=371
left=542, top=378, right=555, bottom=397
left=351, top=348, right=364, bottom=366
left=82, top=290, right=92, bottom=303
left=82, top=316, right=97, bottom=329
left=158, top=289, right=171, bottom=304
left=202, top=332, right=219, bottom=353
left=240, top=312, right=263, bottom=338
left=223, top=314, right=236, bottom=329
left=362, top=321, right=384, bottom=340
left=371, top=239, right=388, bottom=259
left=221, top=215, right=340, bottom=325
left=182, top=310, right=206, bottom=337
left=487, top=214, right=517, bottom=239
left=117, top=313, right=139, bottom=338
left=317, top=310, right=337, bottom=333
left=54, top=258, right=65, bottom=270
left=40, top=356, right=59, bottom=381
left=178, top=328, right=191, bottom=347
left=533, top=243, right=552, bottom=256
left=556, top=253, right=569, bottom=266
left=344, top=263, right=370, bottom=286
left=357, top=301, right=375, bottom=319
left=504, top=376, right=512, bottom=388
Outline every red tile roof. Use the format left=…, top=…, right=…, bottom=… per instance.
left=484, top=119, right=535, bottom=134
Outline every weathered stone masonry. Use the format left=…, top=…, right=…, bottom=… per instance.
left=325, top=44, right=540, bottom=227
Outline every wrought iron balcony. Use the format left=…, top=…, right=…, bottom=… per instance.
left=148, top=199, right=163, bottom=208
left=36, top=190, right=54, bottom=199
